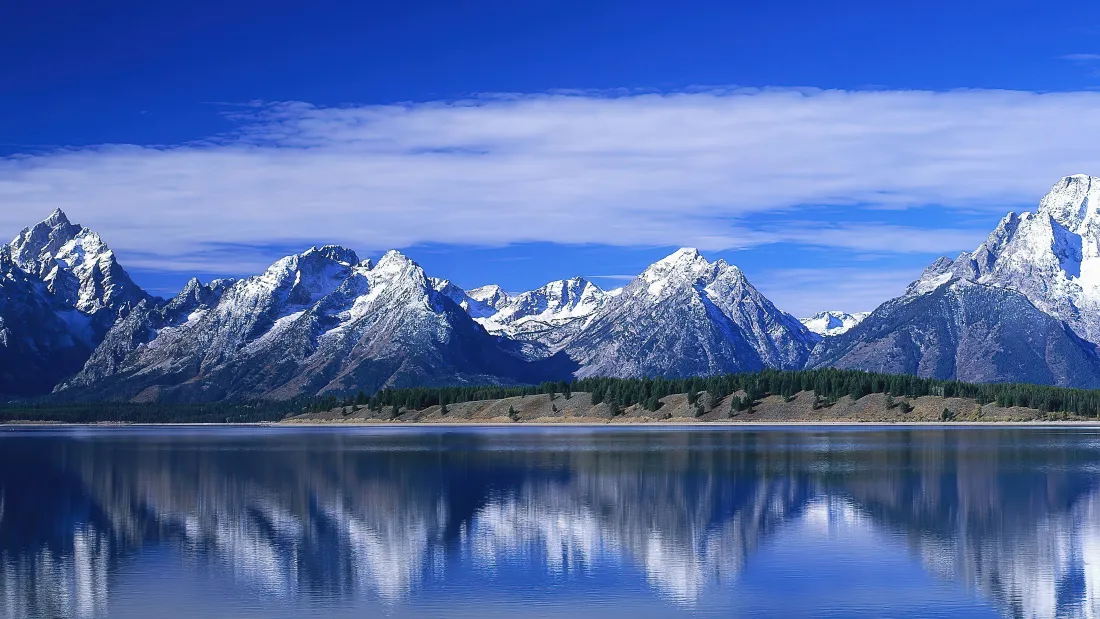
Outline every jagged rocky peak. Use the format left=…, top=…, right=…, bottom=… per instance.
left=897, top=174, right=1100, bottom=345
left=169, top=277, right=236, bottom=313
left=637, top=247, right=737, bottom=296
left=1036, top=174, right=1100, bottom=231
left=371, top=250, right=426, bottom=283
left=800, top=311, right=870, bottom=337
left=473, top=276, right=610, bottom=340
left=307, top=244, right=360, bottom=266
left=906, top=256, right=958, bottom=296
left=10, top=208, right=89, bottom=275
left=222, top=245, right=360, bottom=318
left=512, top=277, right=605, bottom=316
left=7, top=208, right=147, bottom=315
left=564, top=247, right=815, bottom=377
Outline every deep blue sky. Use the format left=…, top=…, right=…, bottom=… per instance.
left=4, top=0, right=1100, bottom=314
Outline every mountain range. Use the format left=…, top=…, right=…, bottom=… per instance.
left=7, top=175, right=1100, bottom=401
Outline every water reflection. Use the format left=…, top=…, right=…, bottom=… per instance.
left=0, top=428, right=1099, bottom=618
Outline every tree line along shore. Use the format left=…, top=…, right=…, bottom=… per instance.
left=6, top=369, right=1100, bottom=424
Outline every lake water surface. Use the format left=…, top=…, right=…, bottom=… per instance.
left=2, top=425, right=1099, bottom=618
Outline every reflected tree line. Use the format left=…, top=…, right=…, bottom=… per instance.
left=1, top=429, right=1099, bottom=618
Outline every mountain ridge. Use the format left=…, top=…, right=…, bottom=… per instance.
left=8, top=175, right=1100, bottom=401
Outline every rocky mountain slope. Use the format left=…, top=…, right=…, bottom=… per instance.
left=0, top=246, right=97, bottom=395
left=562, top=248, right=817, bottom=378
left=807, top=277, right=1100, bottom=386
left=918, top=175, right=1100, bottom=344
left=60, top=247, right=574, bottom=402
left=0, top=211, right=151, bottom=397
left=807, top=175, right=1100, bottom=386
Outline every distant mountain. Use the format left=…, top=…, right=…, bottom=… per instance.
left=60, top=248, right=574, bottom=402
left=563, top=249, right=817, bottom=378
left=800, top=311, right=869, bottom=337
left=460, top=277, right=609, bottom=351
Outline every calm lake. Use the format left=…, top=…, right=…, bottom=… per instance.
left=1, top=425, right=1099, bottom=618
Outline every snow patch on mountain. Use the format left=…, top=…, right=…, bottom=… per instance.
left=7, top=209, right=148, bottom=317
left=800, top=311, right=870, bottom=336
left=475, top=277, right=607, bottom=337
left=566, top=248, right=816, bottom=378
left=909, top=175, right=1100, bottom=344
left=61, top=247, right=572, bottom=401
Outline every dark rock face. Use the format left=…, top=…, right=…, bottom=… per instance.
left=808, top=279, right=1100, bottom=387
left=0, top=247, right=94, bottom=396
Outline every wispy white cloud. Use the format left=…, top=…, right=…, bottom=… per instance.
left=754, top=224, right=989, bottom=254
left=1, top=88, right=1097, bottom=274
left=1060, top=53, right=1100, bottom=61
left=751, top=267, right=919, bottom=317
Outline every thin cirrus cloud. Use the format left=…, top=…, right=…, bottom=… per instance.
left=1059, top=53, right=1100, bottom=61
left=1, top=87, right=1097, bottom=276
left=752, top=267, right=923, bottom=317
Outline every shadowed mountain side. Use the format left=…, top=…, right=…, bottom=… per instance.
left=807, top=280, right=1100, bottom=387
left=0, top=248, right=95, bottom=396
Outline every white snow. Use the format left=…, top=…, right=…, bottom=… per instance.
left=908, top=174, right=1100, bottom=344
left=800, top=311, right=870, bottom=336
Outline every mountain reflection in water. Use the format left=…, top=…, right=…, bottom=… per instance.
left=1, top=427, right=1099, bottom=618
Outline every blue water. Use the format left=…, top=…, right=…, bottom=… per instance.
left=2, top=425, right=1099, bottom=618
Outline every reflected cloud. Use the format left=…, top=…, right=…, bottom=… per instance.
left=0, top=429, right=1099, bottom=617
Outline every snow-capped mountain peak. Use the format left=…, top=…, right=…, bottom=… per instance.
left=303, top=245, right=359, bottom=266
left=468, top=284, right=511, bottom=307
left=369, top=250, right=413, bottom=277
left=564, top=249, right=815, bottom=377
left=800, top=311, right=870, bottom=336
left=7, top=209, right=147, bottom=316
left=488, top=277, right=606, bottom=325
left=1036, top=174, right=1100, bottom=232
left=43, top=207, right=70, bottom=227
left=642, top=247, right=709, bottom=277
left=639, top=248, right=733, bottom=297
left=900, top=175, right=1100, bottom=344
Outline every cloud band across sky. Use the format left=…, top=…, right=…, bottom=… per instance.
left=2, top=87, right=1098, bottom=276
